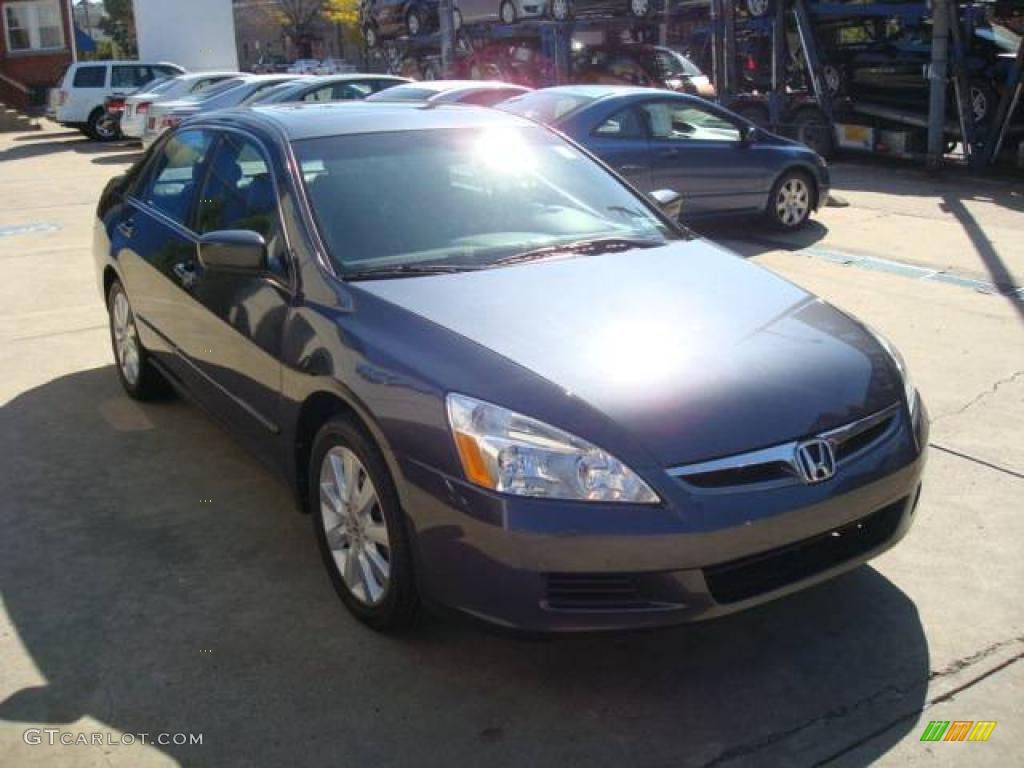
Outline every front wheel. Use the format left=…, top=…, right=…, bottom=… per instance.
left=107, top=280, right=166, bottom=400
left=550, top=0, right=572, bottom=21
left=766, top=170, right=814, bottom=230
left=311, top=418, right=418, bottom=631
left=500, top=0, right=517, bottom=24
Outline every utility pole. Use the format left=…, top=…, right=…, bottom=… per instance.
left=927, top=0, right=951, bottom=169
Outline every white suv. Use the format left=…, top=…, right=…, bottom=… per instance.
left=50, top=60, right=185, bottom=140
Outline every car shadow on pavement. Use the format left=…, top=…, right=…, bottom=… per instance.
left=0, top=138, right=140, bottom=163
left=694, top=219, right=829, bottom=260
left=0, top=367, right=929, bottom=767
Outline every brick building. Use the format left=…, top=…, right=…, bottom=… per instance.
left=0, top=0, right=75, bottom=108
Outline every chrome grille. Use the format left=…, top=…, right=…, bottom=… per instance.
left=668, top=403, right=901, bottom=492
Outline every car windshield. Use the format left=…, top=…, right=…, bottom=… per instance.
left=246, top=82, right=300, bottom=104
left=655, top=49, right=702, bottom=77
left=975, top=23, right=1021, bottom=52
left=498, top=90, right=599, bottom=124
left=294, top=125, right=682, bottom=277
left=365, top=85, right=439, bottom=101
left=184, top=77, right=246, bottom=102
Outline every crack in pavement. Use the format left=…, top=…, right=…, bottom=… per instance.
left=931, top=370, right=1024, bottom=424
left=698, top=636, right=1024, bottom=768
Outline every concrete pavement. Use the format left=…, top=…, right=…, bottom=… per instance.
left=1, top=125, right=1021, bottom=767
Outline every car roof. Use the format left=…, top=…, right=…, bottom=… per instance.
left=204, top=101, right=539, bottom=141
left=393, top=79, right=506, bottom=93
left=526, top=85, right=671, bottom=100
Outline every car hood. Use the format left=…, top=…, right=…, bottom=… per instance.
left=357, top=240, right=902, bottom=466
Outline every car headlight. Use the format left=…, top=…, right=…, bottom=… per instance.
left=446, top=393, right=660, bottom=504
left=870, top=329, right=917, bottom=419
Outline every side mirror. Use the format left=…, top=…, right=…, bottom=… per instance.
left=649, top=189, right=683, bottom=221
left=198, top=230, right=267, bottom=273
left=739, top=123, right=759, bottom=144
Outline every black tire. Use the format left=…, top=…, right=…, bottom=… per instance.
left=87, top=107, right=120, bottom=142
left=628, top=0, right=651, bottom=17
left=822, top=63, right=843, bottom=97
left=107, top=280, right=167, bottom=400
left=745, top=0, right=771, bottom=17
left=765, top=169, right=816, bottom=231
left=499, top=0, right=517, bottom=24
left=406, top=7, right=423, bottom=36
left=791, top=106, right=835, bottom=159
left=550, top=0, right=572, bottom=21
left=310, top=417, right=419, bottom=631
left=363, top=23, right=379, bottom=49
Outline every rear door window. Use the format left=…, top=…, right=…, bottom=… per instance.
left=73, top=66, right=107, bottom=88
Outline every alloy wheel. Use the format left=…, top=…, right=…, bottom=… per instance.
left=551, top=0, right=569, bottom=21
left=319, top=446, right=391, bottom=606
left=630, top=0, right=649, bottom=16
left=823, top=65, right=841, bottom=95
left=775, top=177, right=810, bottom=228
left=407, top=10, right=421, bottom=36
left=500, top=0, right=516, bottom=24
left=95, top=114, right=118, bottom=141
left=112, top=290, right=140, bottom=386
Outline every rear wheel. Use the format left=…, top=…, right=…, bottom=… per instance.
left=406, top=7, right=423, bottom=36
left=311, top=417, right=418, bottom=631
left=791, top=106, right=835, bottom=159
left=107, top=280, right=166, bottom=400
left=746, top=0, right=771, bottom=17
left=629, top=0, right=650, bottom=17
left=967, top=82, right=995, bottom=125
left=363, top=23, right=379, bottom=49
left=453, top=7, right=462, bottom=30
left=88, top=108, right=120, bottom=142
left=500, top=0, right=517, bottom=24
left=766, top=170, right=814, bottom=230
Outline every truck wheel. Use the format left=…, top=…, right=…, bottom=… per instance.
left=746, top=0, right=771, bottom=17
left=968, top=82, right=995, bottom=125
left=792, top=107, right=835, bottom=159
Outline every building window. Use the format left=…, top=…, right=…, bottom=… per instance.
left=3, top=0, right=66, bottom=53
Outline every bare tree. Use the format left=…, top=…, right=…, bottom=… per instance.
left=275, top=0, right=327, bottom=57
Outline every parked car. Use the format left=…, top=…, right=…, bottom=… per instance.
left=287, top=59, right=322, bottom=75
left=364, top=79, right=532, bottom=106
left=549, top=0, right=660, bottom=21
left=360, top=0, right=439, bottom=47
left=141, top=75, right=298, bottom=147
left=313, top=58, right=357, bottom=75
left=453, top=0, right=547, bottom=27
left=50, top=60, right=186, bottom=140
left=573, top=44, right=715, bottom=97
left=501, top=85, right=829, bottom=229
left=247, top=75, right=412, bottom=105
left=95, top=102, right=926, bottom=632
left=817, top=18, right=1021, bottom=124
left=252, top=54, right=289, bottom=74
left=121, top=72, right=240, bottom=140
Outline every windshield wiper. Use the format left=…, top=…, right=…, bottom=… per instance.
left=495, top=236, right=664, bottom=266
left=344, top=263, right=484, bottom=281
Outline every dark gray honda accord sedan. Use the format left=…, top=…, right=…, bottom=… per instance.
left=94, top=102, right=927, bottom=632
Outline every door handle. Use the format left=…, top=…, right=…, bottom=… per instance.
left=658, top=148, right=681, bottom=158
left=619, top=164, right=645, bottom=172
left=117, top=218, right=136, bottom=238
left=172, top=262, right=198, bottom=289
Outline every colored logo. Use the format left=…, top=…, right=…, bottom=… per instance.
left=920, top=721, right=997, bottom=742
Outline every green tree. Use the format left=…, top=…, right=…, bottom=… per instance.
left=99, top=0, right=136, bottom=57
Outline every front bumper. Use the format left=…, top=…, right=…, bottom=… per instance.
left=398, top=402, right=927, bottom=632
